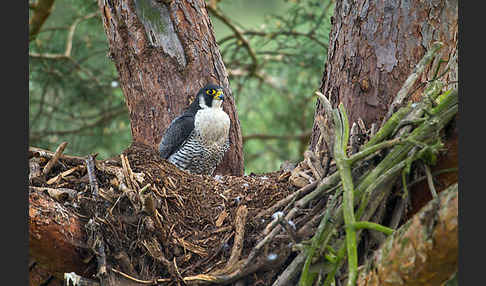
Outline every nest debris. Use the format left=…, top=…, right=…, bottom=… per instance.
left=29, top=141, right=314, bottom=285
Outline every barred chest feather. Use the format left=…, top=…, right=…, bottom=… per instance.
left=168, top=106, right=230, bottom=175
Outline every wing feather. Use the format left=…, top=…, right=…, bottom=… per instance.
left=158, top=114, right=195, bottom=159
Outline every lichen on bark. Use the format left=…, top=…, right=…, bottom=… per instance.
left=134, top=0, right=187, bottom=67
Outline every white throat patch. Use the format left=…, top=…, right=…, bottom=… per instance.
left=199, top=95, right=223, bottom=109
left=194, top=100, right=230, bottom=145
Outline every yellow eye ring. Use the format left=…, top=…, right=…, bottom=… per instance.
left=206, top=89, right=216, bottom=95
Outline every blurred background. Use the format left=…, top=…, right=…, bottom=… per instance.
left=29, top=0, right=334, bottom=174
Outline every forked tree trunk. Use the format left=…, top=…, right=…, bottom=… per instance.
left=98, top=0, right=244, bottom=176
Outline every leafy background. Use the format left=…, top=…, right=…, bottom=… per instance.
left=29, top=0, right=334, bottom=174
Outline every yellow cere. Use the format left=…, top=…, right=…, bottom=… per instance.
left=214, top=90, right=223, bottom=99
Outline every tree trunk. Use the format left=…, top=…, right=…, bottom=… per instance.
left=310, top=0, right=458, bottom=146
left=97, top=0, right=244, bottom=176
left=310, top=0, right=458, bottom=216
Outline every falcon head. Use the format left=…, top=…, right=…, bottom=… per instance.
left=197, top=84, right=225, bottom=109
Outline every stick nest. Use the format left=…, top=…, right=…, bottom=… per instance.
left=29, top=142, right=300, bottom=285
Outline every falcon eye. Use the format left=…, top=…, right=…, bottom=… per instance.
left=206, top=89, right=216, bottom=95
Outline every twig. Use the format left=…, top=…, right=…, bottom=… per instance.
left=120, top=154, right=139, bottom=191
left=218, top=205, right=248, bottom=274
left=206, top=4, right=259, bottom=74
left=423, top=163, right=438, bottom=198
left=370, top=123, right=377, bottom=137
left=407, top=167, right=458, bottom=189
left=111, top=268, right=171, bottom=284
left=278, top=218, right=299, bottom=244
left=315, top=91, right=335, bottom=151
left=363, top=106, right=411, bottom=149
left=244, top=210, right=295, bottom=271
left=272, top=252, right=306, bottom=286
left=323, top=242, right=346, bottom=286
left=349, top=138, right=402, bottom=164
left=30, top=12, right=99, bottom=55
left=46, top=165, right=85, bottom=185
left=85, top=154, right=99, bottom=196
left=352, top=221, right=394, bottom=236
left=388, top=196, right=408, bottom=230
left=255, top=181, right=317, bottom=219
left=42, top=141, right=68, bottom=176
left=29, top=146, right=87, bottom=164
left=218, top=29, right=329, bottom=49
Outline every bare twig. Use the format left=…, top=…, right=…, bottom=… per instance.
left=42, top=141, right=68, bottom=176
left=30, top=12, right=99, bottom=57
left=255, top=181, right=317, bottom=219
left=272, top=252, right=306, bottom=286
left=120, top=154, right=140, bottom=191
left=206, top=4, right=259, bottom=74
left=218, top=205, right=248, bottom=274
left=219, top=30, right=329, bottom=49
left=110, top=268, right=170, bottom=284
left=424, top=163, right=438, bottom=198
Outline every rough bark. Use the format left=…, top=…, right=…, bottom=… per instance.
left=310, top=0, right=458, bottom=147
left=357, top=183, right=458, bottom=286
left=98, top=0, right=244, bottom=176
left=310, top=0, right=458, bottom=217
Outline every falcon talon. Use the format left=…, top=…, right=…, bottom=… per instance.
left=159, top=84, right=231, bottom=175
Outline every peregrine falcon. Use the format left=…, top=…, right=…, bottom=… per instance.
left=158, top=84, right=231, bottom=175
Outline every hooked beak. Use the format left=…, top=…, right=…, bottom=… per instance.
left=214, top=89, right=224, bottom=101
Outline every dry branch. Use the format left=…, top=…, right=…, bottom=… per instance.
left=42, top=141, right=68, bottom=176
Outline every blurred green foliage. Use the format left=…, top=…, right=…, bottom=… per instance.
left=29, top=0, right=334, bottom=174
